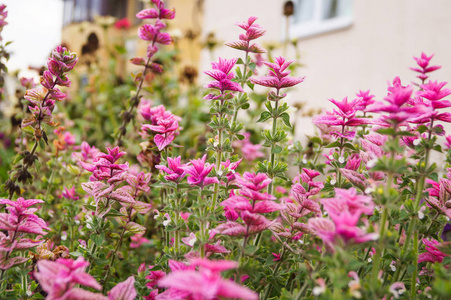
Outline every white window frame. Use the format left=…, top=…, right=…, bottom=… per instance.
left=289, top=0, right=353, bottom=39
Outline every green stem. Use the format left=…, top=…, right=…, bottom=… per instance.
left=411, top=230, right=419, bottom=299
left=262, top=247, right=287, bottom=300
left=267, top=99, right=279, bottom=194
left=115, top=55, right=152, bottom=146
left=371, top=204, right=388, bottom=285
left=102, top=208, right=132, bottom=293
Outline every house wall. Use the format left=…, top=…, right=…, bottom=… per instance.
left=200, top=0, right=451, bottom=138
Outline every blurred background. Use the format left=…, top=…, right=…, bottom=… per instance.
left=3, top=0, right=451, bottom=136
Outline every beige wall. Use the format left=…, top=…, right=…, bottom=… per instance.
left=200, top=0, right=451, bottom=137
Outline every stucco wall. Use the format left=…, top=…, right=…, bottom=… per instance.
left=200, top=0, right=451, bottom=137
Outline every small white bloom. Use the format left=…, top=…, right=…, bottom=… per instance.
left=61, top=232, right=67, bottom=241
left=288, top=145, right=294, bottom=150
left=418, top=206, right=426, bottom=220
left=189, top=235, right=197, bottom=247
left=328, top=155, right=334, bottom=160
left=367, top=158, right=377, bottom=168
left=368, top=258, right=372, bottom=263
left=413, top=138, right=421, bottom=146
left=330, top=179, right=336, bottom=185
left=390, top=261, right=396, bottom=272
left=75, top=220, right=80, bottom=225
left=338, top=156, right=345, bottom=164
left=312, top=286, right=325, bottom=296
left=217, top=170, right=223, bottom=176
left=364, top=187, right=375, bottom=194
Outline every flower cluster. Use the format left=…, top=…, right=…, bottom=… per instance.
left=216, top=172, right=280, bottom=237
left=81, top=147, right=151, bottom=220
left=22, top=46, right=78, bottom=140
left=136, top=0, right=174, bottom=59
left=250, top=56, right=304, bottom=94
left=0, top=198, right=49, bottom=270
left=225, top=16, right=266, bottom=54
left=308, top=188, right=377, bottom=250
left=154, top=259, right=258, bottom=300
left=204, top=57, right=244, bottom=100
left=410, top=52, right=441, bottom=83
left=140, top=105, right=180, bottom=151
left=34, top=256, right=136, bottom=300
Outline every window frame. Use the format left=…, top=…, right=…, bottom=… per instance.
left=288, top=0, right=353, bottom=39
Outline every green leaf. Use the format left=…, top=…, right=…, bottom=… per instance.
left=90, top=233, right=104, bottom=246
left=279, top=112, right=292, bottom=128
left=125, top=222, right=146, bottom=235
left=13, top=153, right=25, bottom=164
left=236, top=58, right=244, bottom=65
left=257, top=111, right=272, bottom=123
left=272, top=145, right=283, bottom=154
left=325, top=141, right=341, bottom=148
left=246, top=81, right=254, bottom=91
left=38, top=139, right=46, bottom=150
left=70, top=251, right=83, bottom=257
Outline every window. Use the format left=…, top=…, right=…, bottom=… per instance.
left=63, top=0, right=130, bottom=26
left=289, top=0, right=353, bottom=39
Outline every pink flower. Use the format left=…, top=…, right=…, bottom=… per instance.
left=410, top=52, right=441, bottom=82
left=225, top=16, right=266, bottom=54
left=250, top=56, right=304, bottom=93
left=140, top=105, right=180, bottom=151
left=366, top=77, right=426, bottom=126
left=272, top=252, right=281, bottom=261
left=321, top=188, right=374, bottom=217
left=108, top=276, right=137, bottom=300
left=181, top=155, right=219, bottom=187
left=0, top=197, right=49, bottom=235
left=233, top=132, right=264, bottom=161
left=62, top=186, right=79, bottom=200
left=418, top=238, right=449, bottom=263
left=220, top=159, right=242, bottom=182
left=445, top=135, right=451, bottom=150
left=138, top=21, right=172, bottom=45
left=419, top=80, right=451, bottom=101
left=157, top=259, right=258, bottom=300
left=204, top=57, right=244, bottom=96
left=34, top=257, right=102, bottom=299
left=72, top=141, right=100, bottom=164
left=355, top=90, right=375, bottom=111
left=20, top=77, right=37, bottom=89
left=130, top=234, right=150, bottom=248
left=115, top=18, right=131, bottom=30
left=180, top=211, right=191, bottom=221
left=137, top=0, right=175, bottom=20
left=156, top=156, right=186, bottom=182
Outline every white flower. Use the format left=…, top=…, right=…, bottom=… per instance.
left=338, top=156, right=345, bottom=164
left=418, top=206, right=426, bottom=220
left=163, top=214, right=171, bottom=227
